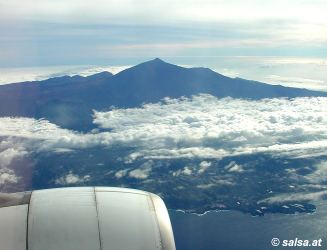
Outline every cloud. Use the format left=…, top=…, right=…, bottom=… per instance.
left=0, top=65, right=131, bottom=85
left=259, top=162, right=327, bottom=204
left=196, top=183, right=215, bottom=189
left=128, top=168, right=150, bottom=179
left=198, top=161, right=211, bottom=174
left=182, top=166, right=192, bottom=175
left=218, top=68, right=240, bottom=78
left=259, top=190, right=327, bottom=204
left=0, top=147, right=27, bottom=168
left=94, top=94, right=327, bottom=161
left=196, top=178, right=234, bottom=188
left=1, top=94, right=326, bottom=201
left=0, top=95, right=326, bottom=166
left=108, top=38, right=284, bottom=52
left=265, top=75, right=326, bottom=91
left=172, top=166, right=193, bottom=177
left=55, top=171, right=90, bottom=185
left=1, top=0, right=326, bottom=25
left=225, top=161, right=244, bottom=173
left=305, top=161, right=327, bottom=184
left=1, top=1, right=327, bottom=68
left=200, top=56, right=327, bottom=92
left=0, top=168, right=19, bottom=185
left=128, top=161, right=153, bottom=179
left=114, top=169, right=129, bottom=179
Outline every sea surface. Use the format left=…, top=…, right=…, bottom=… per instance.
left=169, top=201, right=327, bottom=250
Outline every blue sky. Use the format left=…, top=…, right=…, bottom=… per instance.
left=0, top=0, right=327, bottom=90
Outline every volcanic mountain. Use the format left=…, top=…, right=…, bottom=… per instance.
left=0, top=58, right=326, bottom=130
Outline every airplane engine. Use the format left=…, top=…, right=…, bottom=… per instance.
left=0, top=187, right=176, bottom=250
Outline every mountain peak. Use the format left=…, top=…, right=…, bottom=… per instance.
left=144, top=58, right=168, bottom=66
left=120, top=57, right=181, bottom=74
left=0, top=58, right=326, bottom=131
left=137, top=58, right=184, bottom=70
left=152, top=57, right=164, bottom=63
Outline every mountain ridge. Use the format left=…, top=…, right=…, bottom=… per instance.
left=0, top=58, right=326, bottom=131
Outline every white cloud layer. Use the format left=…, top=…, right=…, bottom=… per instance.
left=1, top=0, right=326, bottom=25
left=0, top=65, right=130, bottom=85
left=211, top=57, right=327, bottom=92
left=1, top=58, right=326, bottom=92
left=265, top=75, right=326, bottom=91
left=0, top=95, right=326, bottom=167
left=94, top=95, right=327, bottom=161
left=1, top=1, right=327, bottom=65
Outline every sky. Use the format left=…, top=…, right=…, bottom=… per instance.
left=0, top=0, right=327, bottom=90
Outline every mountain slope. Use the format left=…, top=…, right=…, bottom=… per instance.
left=0, top=58, right=326, bottom=131
left=104, top=58, right=326, bottom=102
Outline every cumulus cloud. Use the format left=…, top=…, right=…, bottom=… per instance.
left=0, top=148, right=27, bottom=168
left=225, top=161, right=244, bottom=173
left=55, top=171, right=90, bottom=185
left=94, top=94, right=327, bottom=161
left=182, top=166, right=192, bottom=175
left=172, top=166, right=193, bottom=177
left=115, top=169, right=129, bottom=179
left=128, top=161, right=153, bottom=179
left=128, top=168, right=150, bottom=179
left=305, top=161, right=327, bottom=184
left=2, top=95, right=325, bottom=204
left=0, top=95, right=326, bottom=165
left=128, top=169, right=147, bottom=179
left=0, top=168, right=19, bottom=185
left=198, top=161, right=211, bottom=174
left=0, top=117, right=102, bottom=153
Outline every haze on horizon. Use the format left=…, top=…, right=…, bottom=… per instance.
left=0, top=0, right=327, bottom=91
